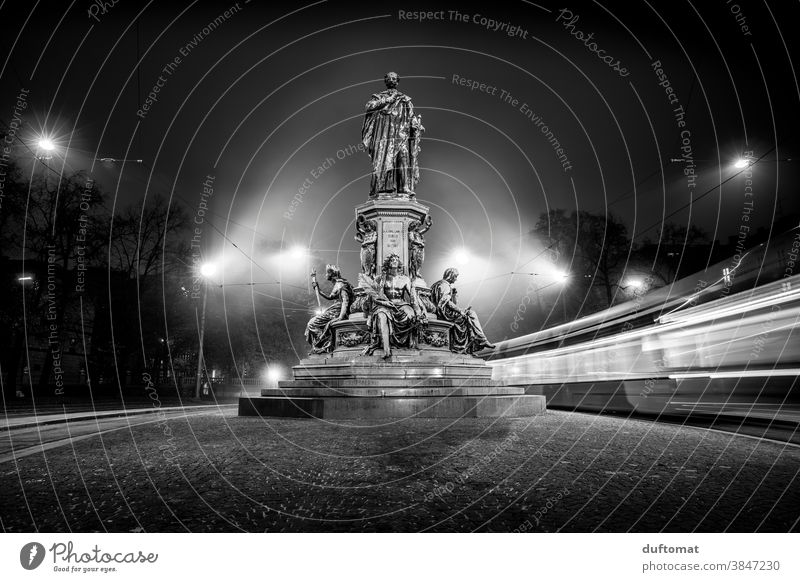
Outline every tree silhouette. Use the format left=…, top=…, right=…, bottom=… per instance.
left=535, top=209, right=633, bottom=310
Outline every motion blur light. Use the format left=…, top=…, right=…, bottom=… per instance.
left=627, top=278, right=644, bottom=290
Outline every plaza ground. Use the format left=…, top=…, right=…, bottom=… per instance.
left=1, top=409, right=798, bottom=532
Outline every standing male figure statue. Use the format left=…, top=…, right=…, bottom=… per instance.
left=362, top=72, right=424, bottom=196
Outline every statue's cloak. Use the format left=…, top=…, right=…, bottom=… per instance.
left=361, top=91, right=413, bottom=193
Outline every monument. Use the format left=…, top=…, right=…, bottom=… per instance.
left=239, top=72, right=545, bottom=418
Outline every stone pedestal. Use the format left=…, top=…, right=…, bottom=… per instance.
left=238, top=192, right=546, bottom=419
left=239, top=392, right=545, bottom=419
left=239, top=315, right=546, bottom=419
left=355, top=197, right=430, bottom=282
left=239, top=351, right=545, bottom=418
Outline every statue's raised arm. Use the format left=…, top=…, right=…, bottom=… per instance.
left=305, top=265, right=354, bottom=355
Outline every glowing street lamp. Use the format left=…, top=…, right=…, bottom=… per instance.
left=266, top=366, right=283, bottom=384
left=199, top=262, right=217, bottom=278
left=453, top=248, right=471, bottom=266
left=275, top=246, right=310, bottom=273
left=733, top=158, right=750, bottom=169
left=289, top=245, right=307, bottom=260
left=511, top=270, right=571, bottom=322
left=626, top=277, right=644, bottom=290
left=552, top=271, right=570, bottom=321
left=35, top=137, right=57, bottom=161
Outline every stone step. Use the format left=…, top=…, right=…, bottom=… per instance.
left=291, top=369, right=495, bottom=382
left=298, top=353, right=491, bottom=366
left=278, top=378, right=503, bottom=389
left=292, top=361, right=494, bottom=374
left=239, top=394, right=546, bottom=419
left=264, top=385, right=523, bottom=398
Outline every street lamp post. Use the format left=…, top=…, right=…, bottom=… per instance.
left=511, top=270, right=570, bottom=324
left=195, top=262, right=216, bottom=399
left=8, top=275, right=36, bottom=398
left=556, top=271, right=569, bottom=322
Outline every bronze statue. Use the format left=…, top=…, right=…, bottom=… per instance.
left=361, top=254, right=426, bottom=358
left=362, top=72, right=424, bottom=197
left=430, top=267, right=495, bottom=354
left=305, top=265, right=354, bottom=354
left=408, top=214, right=432, bottom=281
left=354, top=215, right=378, bottom=277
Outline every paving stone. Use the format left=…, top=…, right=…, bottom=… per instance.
left=0, top=411, right=797, bottom=532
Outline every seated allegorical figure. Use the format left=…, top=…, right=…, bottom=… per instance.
left=305, top=264, right=354, bottom=354
left=360, top=253, right=427, bottom=358
left=430, top=267, right=496, bottom=354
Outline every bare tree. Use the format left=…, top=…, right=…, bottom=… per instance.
left=16, top=171, right=106, bottom=390
left=535, top=209, right=633, bottom=309
left=102, top=194, right=192, bottom=381
left=108, top=194, right=190, bottom=279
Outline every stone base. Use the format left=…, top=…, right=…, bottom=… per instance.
left=290, top=349, right=495, bottom=380
left=238, top=393, right=545, bottom=419
left=238, top=350, right=546, bottom=419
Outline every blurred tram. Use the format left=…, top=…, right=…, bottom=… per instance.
left=488, top=228, right=800, bottom=439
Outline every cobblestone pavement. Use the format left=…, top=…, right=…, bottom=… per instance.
left=1, top=410, right=798, bottom=532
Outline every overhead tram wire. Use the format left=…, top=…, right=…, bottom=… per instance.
left=206, top=283, right=312, bottom=310
left=131, top=161, right=304, bottom=291
left=608, top=72, right=697, bottom=209
left=251, top=289, right=317, bottom=308
left=223, top=284, right=313, bottom=308
left=456, top=241, right=561, bottom=286
left=174, top=256, right=310, bottom=308
left=198, top=213, right=308, bottom=292
left=135, top=160, right=267, bottom=239
left=633, top=145, right=777, bottom=241
left=607, top=167, right=662, bottom=208
left=135, top=168, right=557, bottom=288
left=494, top=279, right=565, bottom=308
left=149, top=192, right=306, bottom=292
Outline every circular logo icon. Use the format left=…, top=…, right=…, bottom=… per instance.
left=20, top=542, right=46, bottom=570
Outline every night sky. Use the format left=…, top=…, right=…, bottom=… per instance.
left=2, top=0, right=798, bottom=334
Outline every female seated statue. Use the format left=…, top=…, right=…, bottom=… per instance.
left=360, top=254, right=426, bottom=358
left=305, top=264, right=354, bottom=354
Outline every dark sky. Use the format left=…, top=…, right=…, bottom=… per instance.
left=2, top=0, right=798, bottom=324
